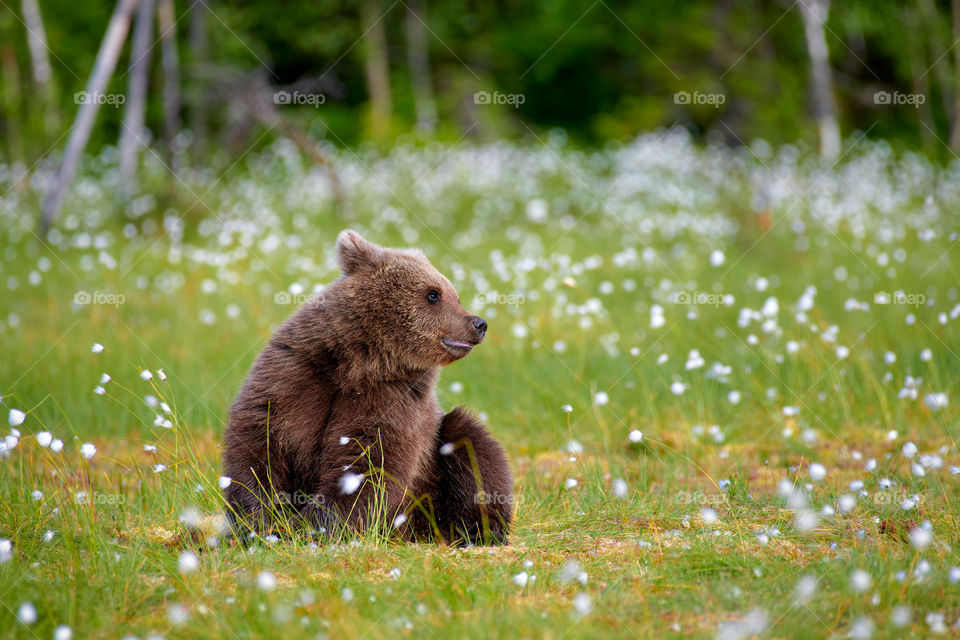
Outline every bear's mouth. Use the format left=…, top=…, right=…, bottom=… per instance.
left=442, top=337, right=476, bottom=355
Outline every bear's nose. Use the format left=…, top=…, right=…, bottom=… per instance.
left=472, top=316, right=488, bottom=337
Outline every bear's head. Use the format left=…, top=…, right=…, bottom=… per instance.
left=333, top=230, right=487, bottom=370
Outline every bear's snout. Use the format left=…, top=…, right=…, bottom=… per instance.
left=471, top=316, right=487, bottom=340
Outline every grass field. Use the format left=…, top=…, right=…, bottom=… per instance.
left=1, top=131, right=959, bottom=638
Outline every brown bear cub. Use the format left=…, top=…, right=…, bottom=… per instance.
left=222, top=231, right=513, bottom=545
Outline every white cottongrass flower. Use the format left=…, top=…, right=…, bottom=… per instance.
left=794, top=509, right=819, bottom=531
left=902, top=442, right=918, bottom=458
left=167, top=603, right=190, bottom=625
left=31, top=490, right=43, bottom=501
left=850, top=569, right=871, bottom=592
left=890, top=606, right=911, bottom=628
left=339, top=436, right=350, bottom=445
left=685, top=349, right=705, bottom=370
left=140, top=369, right=153, bottom=381
left=91, top=343, right=104, bottom=353
left=392, top=513, right=408, bottom=528
left=594, top=391, right=609, bottom=406
left=8, top=409, right=25, bottom=427
left=218, top=476, right=232, bottom=489
left=710, top=249, right=725, bottom=267
left=179, top=507, right=202, bottom=529
left=850, top=616, right=874, bottom=640
left=512, top=571, right=529, bottom=587
left=17, top=602, right=37, bottom=624
left=178, top=551, right=199, bottom=574
left=4, top=434, right=19, bottom=450
left=36, top=431, right=52, bottom=447
left=0, top=539, right=12, bottom=562
left=612, top=478, right=628, bottom=498
left=561, top=404, right=573, bottom=413
left=573, top=592, right=592, bottom=616
left=628, top=429, right=643, bottom=443
left=838, top=494, right=856, bottom=513
left=808, top=463, right=826, bottom=482
left=157, top=369, right=167, bottom=381
left=339, top=472, right=363, bottom=495
left=923, top=392, right=948, bottom=411
left=153, top=464, right=167, bottom=473
left=93, top=386, right=106, bottom=395
left=727, top=390, right=742, bottom=405
left=670, top=381, right=687, bottom=395
left=650, top=304, right=665, bottom=329
left=100, top=373, right=111, bottom=384
left=389, top=567, right=401, bottom=579
left=341, top=587, right=354, bottom=602
left=795, top=575, right=817, bottom=603
left=81, top=443, right=97, bottom=459
left=909, top=527, right=932, bottom=549
left=50, top=439, right=63, bottom=453
left=439, top=442, right=455, bottom=455
left=257, top=571, right=276, bottom=591
left=701, top=508, right=718, bottom=524
left=54, top=625, right=73, bottom=640
left=565, top=478, right=578, bottom=489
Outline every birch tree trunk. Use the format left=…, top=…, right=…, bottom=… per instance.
left=20, top=0, right=52, bottom=86
left=362, top=0, right=392, bottom=141
left=950, top=0, right=960, bottom=149
left=20, top=0, right=57, bottom=134
left=405, top=0, right=436, bottom=133
left=157, top=0, right=181, bottom=170
left=799, top=0, right=840, bottom=161
left=119, top=0, right=155, bottom=196
left=42, top=0, right=138, bottom=232
left=189, top=0, right=208, bottom=162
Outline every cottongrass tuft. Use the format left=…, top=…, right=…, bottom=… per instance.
left=17, top=602, right=37, bottom=624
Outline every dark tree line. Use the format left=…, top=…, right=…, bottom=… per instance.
left=2, top=0, right=960, bottom=171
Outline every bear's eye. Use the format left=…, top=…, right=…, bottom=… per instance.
left=426, top=290, right=441, bottom=304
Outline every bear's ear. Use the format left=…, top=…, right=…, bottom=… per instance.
left=336, top=230, right=385, bottom=275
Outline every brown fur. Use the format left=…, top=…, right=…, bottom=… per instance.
left=221, top=230, right=513, bottom=545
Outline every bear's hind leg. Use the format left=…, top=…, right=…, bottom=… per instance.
left=427, top=407, right=513, bottom=545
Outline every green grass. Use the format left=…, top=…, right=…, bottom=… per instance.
left=1, top=135, right=959, bottom=638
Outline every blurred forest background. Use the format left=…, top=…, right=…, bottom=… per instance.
left=2, top=0, right=960, bottom=193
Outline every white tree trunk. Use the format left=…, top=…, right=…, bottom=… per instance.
left=406, top=0, right=436, bottom=133
left=42, top=0, right=139, bottom=231
left=362, top=0, right=392, bottom=140
left=20, top=0, right=52, bottom=86
left=119, top=0, right=155, bottom=195
left=157, top=0, right=181, bottom=169
left=800, top=0, right=840, bottom=161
